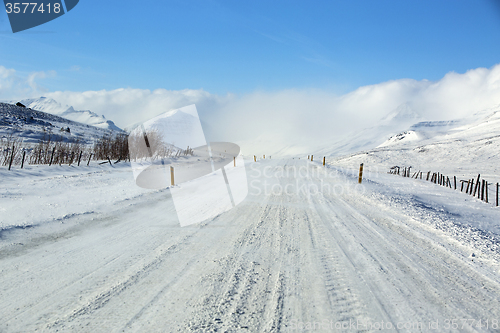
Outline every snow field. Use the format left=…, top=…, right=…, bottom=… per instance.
left=0, top=158, right=499, bottom=332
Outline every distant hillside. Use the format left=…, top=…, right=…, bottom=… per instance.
left=329, top=106, right=500, bottom=178
left=0, top=102, right=124, bottom=144
left=11, top=97, right=122, bottom=132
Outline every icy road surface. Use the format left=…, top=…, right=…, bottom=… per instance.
left=1, top=159, right=500, bottom=332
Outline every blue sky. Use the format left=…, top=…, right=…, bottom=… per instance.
left=1, top=0, right=500, bottom=95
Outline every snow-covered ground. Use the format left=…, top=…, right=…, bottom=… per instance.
left=1, top=158, right=499, bottom=332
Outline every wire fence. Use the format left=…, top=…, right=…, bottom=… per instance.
left=389, top=166, right=499, bottom=207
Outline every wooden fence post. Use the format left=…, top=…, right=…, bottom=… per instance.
left=49, top=147, right=55, bottom=166
left=8, top=145, right=15, bottom=170
left=473, top=174, right=480, bottom=197
left=170, top=166, right=175, bottom=186
left=426, top=171, right=430, bottom=181
left=87, top=153, right=92, bottom=166
left=497, top=183, right=499, bottom=207
left=481, top=179, right=485, bottom=201
left=254, top=155, right=256, bottom=162
left=358, top=163, right=364, bottom=184
left=263, top=155, right=265, bottom=159
left=21, top=151, right=26, bottom=169
left=454, top=176, right=456, bottom=190
left=78, top=151, right=83, bottom=166
left=311, top=155, right=313, bottom=162
left=234, top=156, right=236, bottom=167
left=485, top=181, right=488, bottom=203
left=323, top=156, right=325, bottom=166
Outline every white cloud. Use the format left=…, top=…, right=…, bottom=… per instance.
left=27, top=70, right=56, bottom=92
left=0, top=66, right=56, bottom=99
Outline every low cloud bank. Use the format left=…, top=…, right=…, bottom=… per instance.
left=2, top=64, right=500, bottom=154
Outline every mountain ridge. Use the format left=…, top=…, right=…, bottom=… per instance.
left=8, top=97, right=123, bottom=132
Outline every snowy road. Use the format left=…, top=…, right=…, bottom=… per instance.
left=1, top=159, right=500, bottom=332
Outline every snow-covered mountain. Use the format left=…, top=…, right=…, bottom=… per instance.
left=12, top=97, right=122, bottom=132
left=0, top=102, right=122, bottom=144
left=330, top=105, right=500, bottom=177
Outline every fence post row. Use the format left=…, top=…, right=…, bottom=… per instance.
left=389, top=166, right=497, bottom=206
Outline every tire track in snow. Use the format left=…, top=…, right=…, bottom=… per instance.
left=314, top=183, right=500, bottom=330
left=185, top=196, right=286, bottom=332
